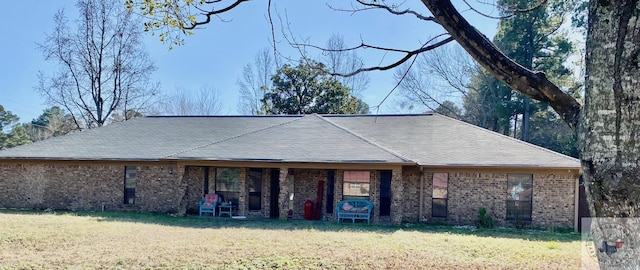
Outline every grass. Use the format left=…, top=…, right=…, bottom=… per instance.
left=0, top=210, right=583, bottom=269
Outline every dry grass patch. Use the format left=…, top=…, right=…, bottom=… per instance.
left=0, top=210, right=581, bottom=269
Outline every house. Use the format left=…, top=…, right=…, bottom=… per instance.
left=0, top=114, right=580, bottom=229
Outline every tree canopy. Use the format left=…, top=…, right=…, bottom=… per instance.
left=262, top=60, right=367, bottom=115
left=0, top=105, right=31, bottom=150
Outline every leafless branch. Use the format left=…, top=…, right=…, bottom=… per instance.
left=327, top=0, right=436, bottom=22
left=329, top=35, right=454, bottom=77
left=267, top=0, right=280, bottom=68
left=371, top=52, right=421, bottom=113
left=460, top=0, right=548, bottom=19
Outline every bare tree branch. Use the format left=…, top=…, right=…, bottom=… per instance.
left=328, top=0, right=437, bottom=22
left=328, top=35, right=454, bottom=77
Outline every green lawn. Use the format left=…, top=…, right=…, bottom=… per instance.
left=0, top=210, right=583, bottom=269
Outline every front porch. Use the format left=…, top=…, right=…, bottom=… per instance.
left=182, top=165, right=404, bottom=224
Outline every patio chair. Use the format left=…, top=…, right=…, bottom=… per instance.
left=199, top=194, right=221, bottom=216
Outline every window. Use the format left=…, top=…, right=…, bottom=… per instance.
left=203, top=168, right=210, bottom=195
left=506, top=174, right=533, bottom=221
left=216, top=168, right=240, bottom=205
left=248, top=168, right=262, bottom=211
left=124, top=166, right=136, bottom=204
left=432, top=173, right=448, bottom=218
left=379, top=171, right=392, bottom=216
left=343, top=171, right=370, bottom=200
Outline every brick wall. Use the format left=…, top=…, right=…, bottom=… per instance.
left=183, top=166, right=205, bottom=214
left=532, top=173, right=576, bottom=228
left=0, top=161, right=577, bottom=228
left=0, top=162, right=183, bottom=213
left=291, top=169, right=327, bottom=220
left=399, top=169, right=578, bottom=228
left=447, top=172, right=507, bottom=225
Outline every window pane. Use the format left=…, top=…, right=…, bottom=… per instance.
left=433, top=173, right=448, bottom=199
left=125, top=166, right=136, bottom=189
left=343, top=171, right=370, bottom=198
left=432, top=198, right=447, bottom=218
left=216, top=168, right=240, bottom=192
left=506, top=201, right=532, bottom=221
left=506, top=174, right=533, bottom=221
left=507, top=174, right=533, bottom=201
left=248, top=169, right=262, bottom=211
left=124, top=166, right=136, bottom=205
left=248, top=169, right=262, bottom=192
left=380, top=171, right=392, bottom=216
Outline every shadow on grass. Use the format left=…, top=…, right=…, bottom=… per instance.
left=0, top=209, right=580, bottom=242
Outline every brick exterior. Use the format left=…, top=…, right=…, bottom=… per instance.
left=0, top=162, right=184, bottom=213
left=401, top=169, right=578, bottom=228
left=0, top=161, right=578, bottom=228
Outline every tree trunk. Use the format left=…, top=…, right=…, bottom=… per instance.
left=580, top=0, right=640, bottom=268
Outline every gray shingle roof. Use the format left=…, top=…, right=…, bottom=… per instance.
left=326, top=114, right=579, bottom=168
left=0, top=114, right=579, bottom=168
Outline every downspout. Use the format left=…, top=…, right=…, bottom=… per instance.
left=574, top=172, right=579, bottom=232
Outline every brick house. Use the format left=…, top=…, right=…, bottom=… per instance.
left=0, top=114, right=580, bottom=229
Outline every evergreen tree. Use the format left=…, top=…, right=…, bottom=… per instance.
left=463, top=0, right=579, bottom=155
left=262, top=59, right=366, bottom=115
left=0, top=105, right=31, bottom=149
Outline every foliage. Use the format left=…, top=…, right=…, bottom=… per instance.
left=0, top=104, right=19, bottom=132
left=459, top=0, right=580, bottom=158
left=2, top=125, right=31, bottom=149
left=262, top=59, right=366, bottom=115
left=433, top=101, right=462, bottom=119
left=0, top=105, right=31, bottom=150
left=23, top=106, right=78, bottom=142
left=38, top=0, right=160, bottom=129
left=528, top=110, right=579, bottom=158
left=462, top=70, right=515, bottom=135
left=476, top=208, right=495, bottom=228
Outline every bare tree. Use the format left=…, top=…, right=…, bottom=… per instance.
left=162, top=86, right=223, bottom=116
left=393, top=44, right=476, bottom=116
left=237, top=48, right=275, bottom=115
left=322, top=34, right=370, bottom=97
left=37, top=0, right=160, bottom=129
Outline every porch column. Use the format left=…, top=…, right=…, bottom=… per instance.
left=390, top=168, right=404, bottom=224
left=278, top=168, right=294, bottom=220
left=175, top=164, right=188, bottom=216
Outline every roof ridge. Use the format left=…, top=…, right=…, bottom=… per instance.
left=164, top=116, right=304, bottom=158
left=315, top=114, right=414, bottom=163
left=432, top=113, right=580, bottom=162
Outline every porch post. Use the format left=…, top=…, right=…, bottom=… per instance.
left=390, top=168, right=404, bottom=224
left=278, top=167, right=291, bottom=220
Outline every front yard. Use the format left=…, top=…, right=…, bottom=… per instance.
left=0, top=210, right=582, bottom=269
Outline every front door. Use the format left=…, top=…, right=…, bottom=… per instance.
left=270, top=168, right=280, bottom=218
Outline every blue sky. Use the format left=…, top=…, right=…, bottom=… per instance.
left=0, top=1, right=499, bottom=122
